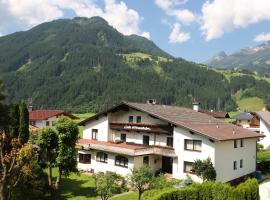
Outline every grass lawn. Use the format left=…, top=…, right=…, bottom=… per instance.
left=51, top=168, right=97, bottom=200
left=111, top=191, right=138, bottom=200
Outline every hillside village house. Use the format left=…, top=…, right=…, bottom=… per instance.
left=29, top=109, right=78, bottom=129
left=255, top=111, right=270, bottom=149
left=77, top=101, right=262, bottom=183
left=234, top=111, right=270, bottom=149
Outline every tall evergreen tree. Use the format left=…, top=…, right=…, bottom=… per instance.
left=19, top=103, right=29, bottom=144
left=9, top=104, right=20, bottom=139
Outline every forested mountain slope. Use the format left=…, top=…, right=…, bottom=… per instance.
left=0, top=17, right=235, bottom=112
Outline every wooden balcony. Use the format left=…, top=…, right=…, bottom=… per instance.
left=77, top=139, right=176, bottom=157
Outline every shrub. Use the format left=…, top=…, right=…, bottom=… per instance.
left=144, top=179, right=259, bottom=200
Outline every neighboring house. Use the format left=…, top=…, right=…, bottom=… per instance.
left=234, top=112, right=260, bottom=131
left=29, top=110, right=78, bottom=129
left=199, top=110, right=230, bottom=120
left=77, top=101, right=262, bottom=183
left=256, top=111, right=270, bottom=149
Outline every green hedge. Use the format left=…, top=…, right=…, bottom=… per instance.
left=144, top=179, right=259, bottom=200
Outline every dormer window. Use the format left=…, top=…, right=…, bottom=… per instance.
left=136, top=116, right=141, bottom=123
left=129, top=116, right=133, bottom=123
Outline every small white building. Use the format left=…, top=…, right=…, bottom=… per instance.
left=29, top=110, right=78, bottom=129
left=77, top=102, right=262, bottom=182
left=256, top=111, right=270, bottom=149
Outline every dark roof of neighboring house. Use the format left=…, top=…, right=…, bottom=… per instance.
left=233, top=112, right=255, bottom=120
left=256, top=111, right=270, bottom=127
left=29, top=110, right=78, bottom=120
left=79, top=102, right=263, bottom=141
left=199, top=110, right=230, bottom=118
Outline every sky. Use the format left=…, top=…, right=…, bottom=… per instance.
left=0, top=0, right=270, bottom=62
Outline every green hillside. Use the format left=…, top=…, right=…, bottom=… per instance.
left=0, top=17, right=237, bottom=112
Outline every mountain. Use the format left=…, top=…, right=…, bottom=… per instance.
left=0, top=17, right=236, bottom=112
left=205, top=42, right=270, bottom=75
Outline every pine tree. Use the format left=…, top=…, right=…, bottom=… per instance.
left=9, top=104, right=20, bottom=139
left=19, top=103, right=29, bottom=144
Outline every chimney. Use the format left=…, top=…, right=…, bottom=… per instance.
left=192, top=102, right=200, bottom=112
left=28, top=105, right=33, bottom=112
left=147, top=99, right=157, bottom=105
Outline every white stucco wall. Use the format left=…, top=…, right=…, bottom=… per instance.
left=215, top=138, right=257, bottom=182
left=83, top=116, right=109, bottom=141
left=259, top=120, right=270, bottom=149
left=33, top=116, right=57, bottom=128
left=77, top=150, right=134, bottom=176
left=113, top=131, right=169, bottom=147
left=109, top=109, right=167, bottom=125
left=172, top=126, right=216, bottom=182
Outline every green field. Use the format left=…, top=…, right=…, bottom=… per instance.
left=50, top=168, right=136, bottom=200
left=237, top=97, right=265, bottom=111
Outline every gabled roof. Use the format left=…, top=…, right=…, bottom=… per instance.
left=233, top=112, right=255, bottom=120
left=29, top=110, right=78, bottom=120
left=256, top=111, right=270, bottom=127
left=79, top=102, right=263, bottom=141
left=199, top=110, right=230, bottom=118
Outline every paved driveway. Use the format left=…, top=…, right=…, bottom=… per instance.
left=260, top=182, right=270, bottom=200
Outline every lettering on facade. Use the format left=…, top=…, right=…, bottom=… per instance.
left=123, top=125, right=151, bottom=131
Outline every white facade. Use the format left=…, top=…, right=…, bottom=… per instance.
left=259, top=120, right=270, bottom=149
left=77, top=107, right=258, bottom=183
left=32, top=116, right=57, bottom=129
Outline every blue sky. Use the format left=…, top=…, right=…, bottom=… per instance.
left=1, top=0, right=270, bottom=62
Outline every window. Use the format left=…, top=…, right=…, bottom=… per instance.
left=240, top=139, right=244, bottom=147
left=96, top=152, right=108, bottom=163
left=129, top=116, right=133, bottom=123
left=167, top=137, right=173, bottom=147
left=143, top=135, right=150, bottom=146
left=234, top=140, right=238, bottom=148
left=120, top=133, right=126, bottom=142
left=52, top=121, right=55, bottom=126
left=184, top=139, right=202, bottom=152
left=143, top=156, right=149, bottom=165
left=79, top=153, right=91, bottom=164
left=115, top=155, right=128, bottom=168
left=233, top=161, right=237, bottom=170
left=136, top=116, right=142, bottom=123
left=92, top=129, right=98, bottom=140
left=46, top=121, right=50, bottom=126
left=30, top=121, right=36, bottom=126
left=184, top=161, right=194, bottom=173
left=240, top=159, right=243, bottom=168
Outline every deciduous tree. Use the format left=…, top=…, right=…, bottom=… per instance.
left=193, top=157, right=216, bottom=182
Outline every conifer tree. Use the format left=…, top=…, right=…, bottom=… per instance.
left=19, top=103, right=29, bottom=144
left=9, top=104, right=20, bottom=139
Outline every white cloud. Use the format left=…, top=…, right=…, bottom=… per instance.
left=201, top=0, right=270, bottom=41
left=169, top=23, right=190, bottom=43
left=254, top=32, right=270, bottom=42
left=155, top=0, right=195, bottom=24
left=141, top=32, right=151, bottom=39
left=0, top=0, right=149, bottom=38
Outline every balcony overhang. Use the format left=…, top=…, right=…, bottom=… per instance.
left=77, top=139, right=176, bottom=157
left=109, top=122, right=173, bottom=135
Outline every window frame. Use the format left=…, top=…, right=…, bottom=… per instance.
left=184, top=139, right=202, bottom=152
left=115, top=155, right=128, bottom=168
left=240, top=159, right=243, bottom=168
left=96, top=152, right=108, bottom=163
left=79, top=153, right=91, bottom=164
left=120, top=133, right=126, bottom=142
left=240, top=139, right=244, bottom=147
left=136, top=116, right=142, bottom=123
left=143, top=135, right=150, bottom=146
left=46, top=121, right=50, bottom=126
left=233, top=161, right=237, bottom=170
left=234, top=140, right=238, bottom=148
left=91, top=129, right=98, bottom=140
left=129, top=116, right=134, bottom=123
left=167, top=137, right=173, bottom=147
left=183, top=161, right=195, bottom=174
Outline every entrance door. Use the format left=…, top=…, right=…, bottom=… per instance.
left=162, top=156, right=173, bottom=174
left=143, top=135, right=149, bottom=146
